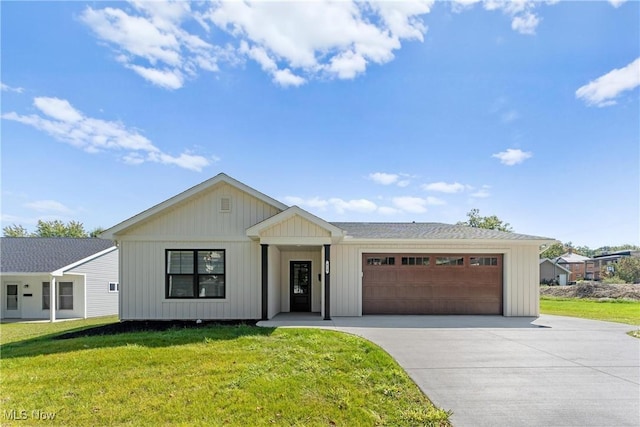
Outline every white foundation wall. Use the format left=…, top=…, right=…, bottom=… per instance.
left=119, top=240, right=262, bottom=320
left=330, top=242, right=541, bottom=317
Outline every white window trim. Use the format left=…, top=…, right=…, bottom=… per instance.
left=109, top=282, right=119, bottom=293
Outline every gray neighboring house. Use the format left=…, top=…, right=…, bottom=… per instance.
left=0, top=238, right=118, bottom=321
left=539, top=258, right=572, bottom=285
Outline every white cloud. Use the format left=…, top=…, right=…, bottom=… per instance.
left=392, top=196, right=428, bottom=213
left=471, top=185, right=491, bottom=198
left=425, top=196, right=446, bottom=205
left=575, top=58, right=640, bottom=107
left=80, top=2, right=219, bottom=90
left=24, top=200, right=73, bottom=214
left=378, top=206, right=401, bottom=215
left=2, top=96, right=211, bottom=172
left=501, top=109, right=520, bottom=123
left=369, top=172, right=399, bottom=185
left=422, top=181, right=466, bottom=193
left=608, top=0, right=627, bottom=8
left=492, top=148, right=532, bottom=165
left=81, top=1, right=433, bottom=89
left=1, top=82, right=24, bottom=93
left=329, top=198, right=378, bottom=214
left=482, top=1, right=541, bottom=35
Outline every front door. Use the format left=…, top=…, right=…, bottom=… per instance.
left=4, top=283, right=20, bottom=318
left=290, top=261, right=311, bottom=312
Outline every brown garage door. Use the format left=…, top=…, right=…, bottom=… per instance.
left=362, top=253, right=503, bottom=315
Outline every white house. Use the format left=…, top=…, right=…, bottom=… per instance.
left=1, top=238, right=119, bottom=321
left=101, top=173, right=555, bottom=321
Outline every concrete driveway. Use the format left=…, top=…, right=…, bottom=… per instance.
left=259, top=314, right=640, bottom=427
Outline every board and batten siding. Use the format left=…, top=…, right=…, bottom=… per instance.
left=68, top=248, right=119, bottom=317
left=329, top=242, right=541, bottom=317
left=261, top=216, right=331, bottom=238
left=123, top=183, right=281, bottom=238
left=116, top=183, right=281, bottom=321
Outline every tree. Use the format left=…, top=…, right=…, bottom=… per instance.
left=615, top=257, right=640, bottom=284
left=458, top=209, right=513, bottom=232
left=2, top=220, right=97, bottom=238
left=2, top=224, right=29, bottom=237
left=540, top=242, right=564, bottom=259
left=89, top=227, right=105, bottom=238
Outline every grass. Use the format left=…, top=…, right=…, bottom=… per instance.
left=0, top=318, right=450, bottom=426
left=540, top=296, right=640, bottom=326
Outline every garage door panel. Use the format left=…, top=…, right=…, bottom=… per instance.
left=362, top=253, right=503, bottom=315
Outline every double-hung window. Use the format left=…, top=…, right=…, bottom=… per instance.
left=166, top=250, right=225, bottom=299
left=43, top=282, right=74, bottom=309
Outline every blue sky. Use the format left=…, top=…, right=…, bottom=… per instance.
left=1, top=0, right=638, bottom=248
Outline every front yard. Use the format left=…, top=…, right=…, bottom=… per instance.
left=0, top=318, right=450, bottom=426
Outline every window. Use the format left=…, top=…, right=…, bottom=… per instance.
left=42, top=282, right=74, bottom=309
left=166, top=250, right=225, bottom=299
left=366, top=256, right=395, bottom=266
left=109, top=282, right=119, bottom=292
left=470, top=257, right=498, bottom=266
left=58, top=282, right=73, bottom=309
left=436, top=257, right=464, bottom=266
left=43, top=282, right=50, bottom=309
left=401, top=256, right=430, bottom=266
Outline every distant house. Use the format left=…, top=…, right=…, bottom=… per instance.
left=0, top=238, right=118, bottom=321
left=589, top=250, right=640, bottom=281
left=101, top=173, right=555, bottom=320
left=539, top=258, right=572, bottom=285
left=551, top=251, right=591, bottom=283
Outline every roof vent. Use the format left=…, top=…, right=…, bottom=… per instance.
left=220, top=197, right=232, bottom=213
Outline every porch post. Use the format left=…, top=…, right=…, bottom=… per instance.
left=324, top=244, right=331, bottom=320
left=49, top=276, right=56, bottom=322
left=261, top=244, right=269, bottom=320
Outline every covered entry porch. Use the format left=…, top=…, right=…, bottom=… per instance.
left=246, top=206, right=345, bottom=320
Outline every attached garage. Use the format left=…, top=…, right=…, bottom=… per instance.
left=362, top=253, right=503, bottom=315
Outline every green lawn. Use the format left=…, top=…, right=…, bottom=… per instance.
left=540, top=296, right=640, bottom=325
left=0, top=318, right=450, bottom=426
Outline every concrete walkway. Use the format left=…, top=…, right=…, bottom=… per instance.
left=258, top=314, right=640, bottom=427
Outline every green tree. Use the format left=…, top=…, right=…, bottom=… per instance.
left=458, top=208, right=513, bottom=232
left=540, top=242, right=564, bottom=259
left=89, top=227, right=105, bottom=238
left=34, top=220, right=88, bottom=237
left=2, top=224, right=29, bottom=237
left=615, top=257, right=640, bottom=284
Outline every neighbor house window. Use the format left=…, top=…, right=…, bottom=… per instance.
left=42, top=282, right=74, bottom=309
left=43, top=282, right=50, bottom=309
left=470, top=257, right=498, bottom=266
left=366, top=256, right=395, bottom=266
left=401, top=256, right=430, bottom=266
left=58, top=282, right=74, bottom=310
left=109, top=282, right=119, bottom=292
left=166, top=250, right=225, bottom=299
left=436, top=257, right=464, bottom=266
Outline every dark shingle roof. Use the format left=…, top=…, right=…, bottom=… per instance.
left=330, top=222, right=553, bottom=241
left=0, top=238, right=115, bottom=273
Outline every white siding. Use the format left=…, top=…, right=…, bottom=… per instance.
left=262, top=216, right=331, bottom=238
left=123, top=183, right=280, bottom=239
left=68, top=249, right=119, bottom=317
left=116, top=185, right=281, bottom=321
left=1, top=274, right=86, bottom=319
left=330, top=242, right=541, bottom=317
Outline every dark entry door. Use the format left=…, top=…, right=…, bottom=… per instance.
left=290, top=261, right=311, bottom=312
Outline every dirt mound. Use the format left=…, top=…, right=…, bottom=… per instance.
left=540, top=282, right=640, bottom=301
